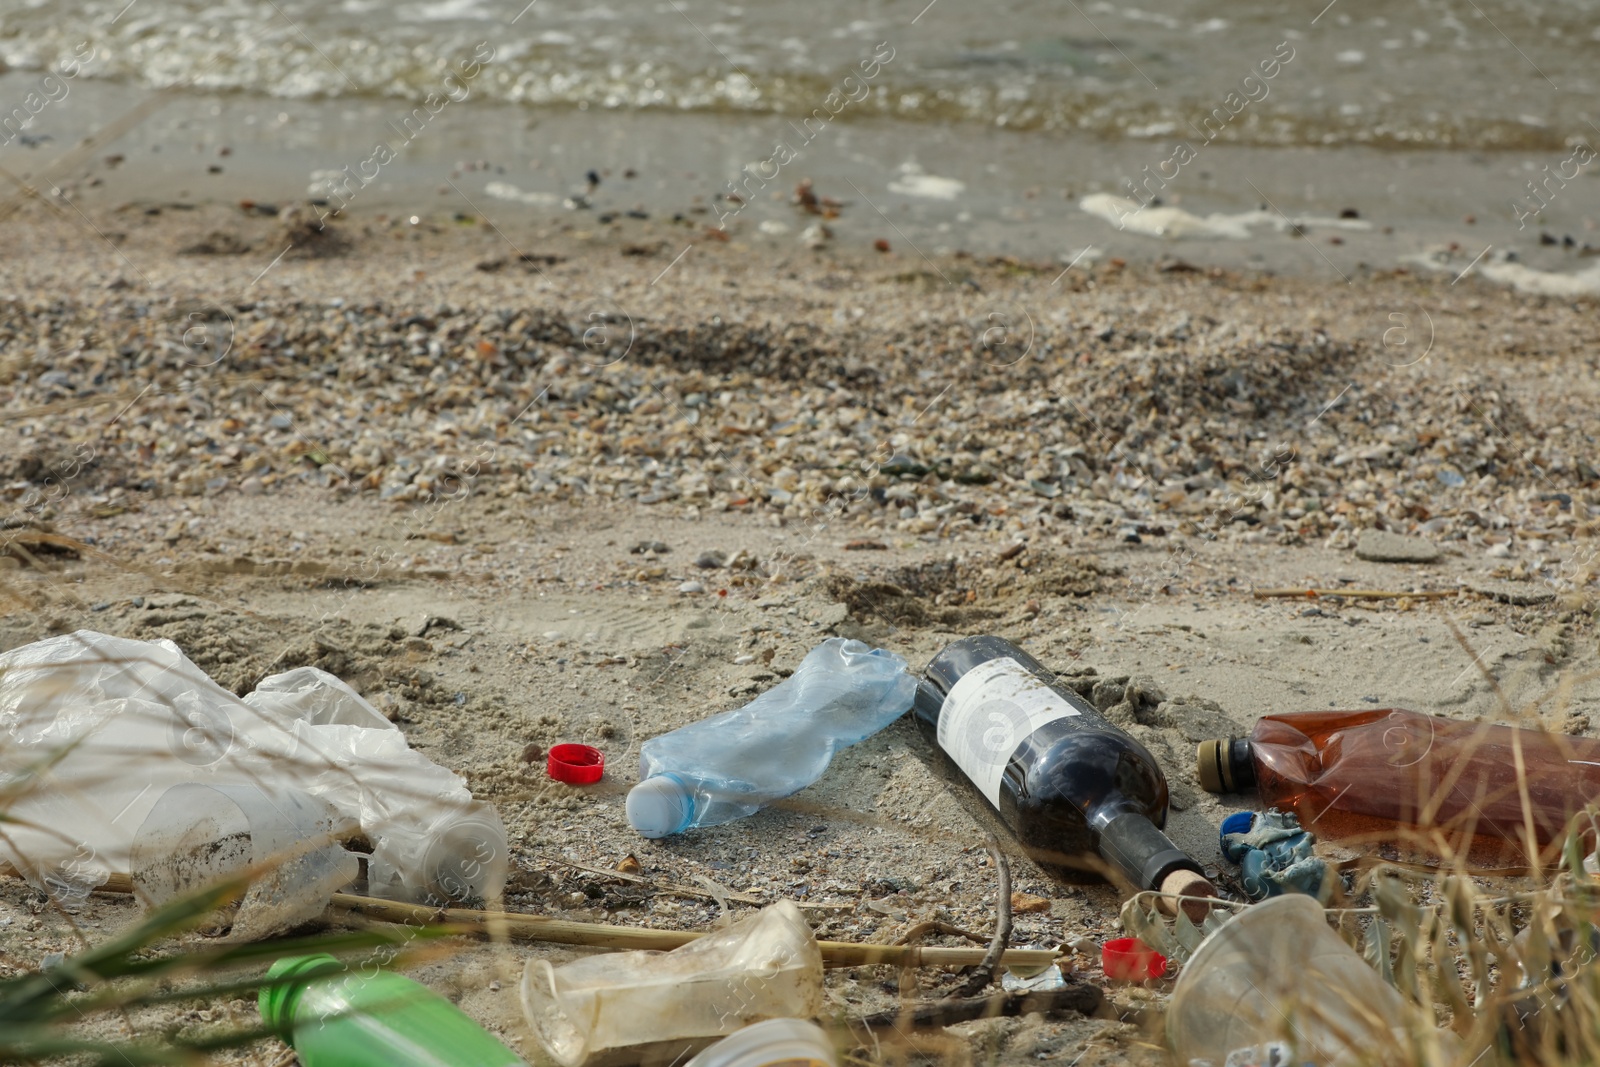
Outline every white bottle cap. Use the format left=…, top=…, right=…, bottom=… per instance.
left=626, top=775, right=693, bottom=838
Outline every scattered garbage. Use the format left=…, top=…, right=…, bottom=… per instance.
left=0, top=631, right=506, bottom=917
left=521, top=900, right=823, bottom=1067
left=1000, top=962, right=1070, bottom=993
left=1218, top=810, right=1329, bottom=903
left=260, top=953, right=528, bottom=1066
left=547, top=743, right=605, bottom=785
left=683, top=1019, right=837, bottom=1067
left=1197, top=707, right=1600, bottom=858
left=916, top=636, right=1215, bottom=912
left=626, top=638, right=915, bottom=838
left=1167, top=895, right=1454, bottom=1067
left=130, top=783, right=358, bottom=941
left=1101, top=938, right=1168, bottom=982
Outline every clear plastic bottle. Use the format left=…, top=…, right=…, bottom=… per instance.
left=626, top=639, right=916, bottom=838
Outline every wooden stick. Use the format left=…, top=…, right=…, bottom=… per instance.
left=1252, top=588, right=1463, bottom=600
left=2, top=870, right=1058, bottom=971
left=328, top=894, right=1060, bottom=970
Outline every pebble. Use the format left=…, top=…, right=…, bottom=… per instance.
left=695, top=549, right=727, bottom=569
left=1467, top=579, right=1556, bottom=605
left=1, top=232, right=1590, bottom=585
left=734, top=654, right=756, bottom=664
left=678, top=580, right=704, bottom=593
left=1354, top=530, right=1440, bottom=564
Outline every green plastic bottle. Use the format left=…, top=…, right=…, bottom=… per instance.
left=259, top=954, right=528, bottom=1067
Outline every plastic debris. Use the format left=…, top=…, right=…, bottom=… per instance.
left=626, top=638, right=914, bottom=838
left=130, top=783, right=357, bottom=941
left=1167, top=895, right=1457, bottom=1067
left=1001, top=963, right=1069, bottom=993
left=0, top=631, right=505, bottom=916
left=1219, top=810, right=1330, bottom=903
left=683, top=1019, right=837, bottom=1067
left=1101, top=937, right=1168, bottom=982
left=547, top=743, right=604, bottom=785
left=261, top=953, right=527, bottom=1066
left=521, top=900, right=823, bottom=1067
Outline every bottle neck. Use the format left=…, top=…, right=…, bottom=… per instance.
left=1227, top=739, right=1257, bottom=790
left=1094, top=810, right=1201, bottom=891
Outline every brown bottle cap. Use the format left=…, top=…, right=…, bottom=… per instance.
left=1196, top=739, right=1229, bottom=792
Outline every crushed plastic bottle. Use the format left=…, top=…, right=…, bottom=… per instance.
left=1167, top=894, right=1457, bottom=1067
left=1219, top=810, right=1329, bottom=903
left=261, top=953, right=528, bottom=1067
left=521, top=900, right=823, bottom=1067
left=0, top=630, right=505, bottom=913
left=626, top=638, right=915, bottom=838
left=1199, top=708, right=1600, bottom=865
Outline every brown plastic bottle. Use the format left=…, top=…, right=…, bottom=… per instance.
left=1198, top=708, right=1600, bottom=864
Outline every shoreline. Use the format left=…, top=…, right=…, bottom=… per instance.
left=2, top=75, right=1598, bottom=281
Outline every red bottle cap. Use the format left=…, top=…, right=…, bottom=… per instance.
left=1101, top=937, right=1168, bottom=981
left=547, top=743, right=604, bottom=785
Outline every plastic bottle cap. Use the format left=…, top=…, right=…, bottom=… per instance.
left=547, top=743, right=604, bottom=785
left=1196, top=739, right=1230, bottom=792
left=1101, top=937, right=1168, bottom=981
left=626, top=775, right=693, bottom=838
left=1220, top=811, right=1256, bottom=841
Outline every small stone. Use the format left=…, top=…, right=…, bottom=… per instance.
left=520, top=742, right=543, bottom=763
left=1468, top=579, right=1555, bottom=605
left=843, top=539, right=888, bottom=551
left=1485, top=543, right=1512, bottom=558
left=630, top=540, right=669, bottom=555
left=695, top=549, right=727, bottom=569
left=1354, top=529, right=1440, bottom=564
left=1010, top=891, right=1051, bottom=914
left=734, top=654, right=756, bottom=664
left=678, top=580, right=705, bottom=593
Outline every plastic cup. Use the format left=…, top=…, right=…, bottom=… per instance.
left=1167, top=894, right=1447, bottom=1067
left=1102, top=937, right=1168, bottom=981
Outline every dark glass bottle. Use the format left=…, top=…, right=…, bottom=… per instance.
left=916, top=636, right=1213, bottom=904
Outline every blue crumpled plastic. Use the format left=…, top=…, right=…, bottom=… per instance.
left=1220, top=809, right=1330, bottom=903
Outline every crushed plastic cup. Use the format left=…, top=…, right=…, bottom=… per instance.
left=1101, top=938, right=1168, bottom=981
left=130, top=783, right=357, bottom=941
left=521, top=900, right=823, bottom=1067
left=1167, top=894, right=1458, bottom=1067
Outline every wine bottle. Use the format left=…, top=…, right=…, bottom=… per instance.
left=1198, top=707, right=1600, bottom=864
left=916, top=635, right=1214, bottom=910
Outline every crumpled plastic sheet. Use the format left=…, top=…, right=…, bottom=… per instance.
left=0, top=630, right=506, bottom=915
left=1220, top=809, right=1329, bottom=902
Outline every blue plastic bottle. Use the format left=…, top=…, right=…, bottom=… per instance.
left=626, top=638, right=916, bottom=837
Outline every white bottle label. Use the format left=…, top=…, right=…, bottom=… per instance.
left=937, top=656, right=1081, bottom=807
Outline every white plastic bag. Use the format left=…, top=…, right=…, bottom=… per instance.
left=0, top=630, right=505, bottom=915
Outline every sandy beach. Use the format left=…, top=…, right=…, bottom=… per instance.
left=0, top=184, right=1597, bottom=1064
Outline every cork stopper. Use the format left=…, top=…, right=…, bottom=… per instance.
left=1158, top=868, right=1219, bottom=923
